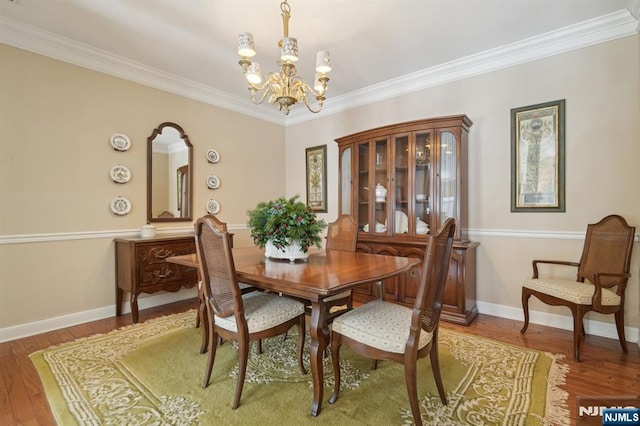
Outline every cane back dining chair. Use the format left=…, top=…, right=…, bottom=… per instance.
left=194, top=215, right=307, bottom=408
left=521, top=214, right=635, bottom=362
left=282, top=214, right=358, bottom=342
left=195, top=215, right=256, bottom=354
left=322, top=214, right=358, bottom=320
left=328, top=218, right=456, bottom=426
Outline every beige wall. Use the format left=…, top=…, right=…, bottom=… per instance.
left=285, top=35, right=640, bottom=334
left=0, top=44, right=285, bottom=328
left=2, top=33, right=639, bottom=340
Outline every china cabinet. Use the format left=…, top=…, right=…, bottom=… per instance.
left=336, top=115, right=478, bottom=325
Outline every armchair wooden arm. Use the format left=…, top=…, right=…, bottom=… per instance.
left=591, top=272, right=631, bottom=310
left=531, top=259, right=579, bottom=278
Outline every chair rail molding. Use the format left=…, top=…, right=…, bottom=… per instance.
left=0, top=225, right=245, bottom=245
left=2, top=226, right=639, bottom=245
left=466, top=228, right=640, bottom=242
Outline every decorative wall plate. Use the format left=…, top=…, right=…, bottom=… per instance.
left=206, top=199, right=220, bottom=214
left=206, top=175, right=220, bottom=189
left=206, top=149, right=220, bottom=163
left=110, top=133, right=131, bottom=151
left=110, top=165, right=131, bottom=184
left=110, top=196, right=132, bottom=215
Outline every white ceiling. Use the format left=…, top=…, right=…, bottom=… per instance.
left=1, top=0, right=639, bottom=124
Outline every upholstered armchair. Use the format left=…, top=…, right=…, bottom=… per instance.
left=521, top=214, right=635, bottom=361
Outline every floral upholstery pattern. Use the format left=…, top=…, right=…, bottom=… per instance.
left=332, top=300, right=433, bottom=353
left=523, top=278, right=621, bottom=305
left=214, top=291, right=305, bottom=333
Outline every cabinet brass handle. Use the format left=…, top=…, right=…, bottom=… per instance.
left=154, top=269, right=174, bottom=279
left=154, top=249, right=175, bottom=259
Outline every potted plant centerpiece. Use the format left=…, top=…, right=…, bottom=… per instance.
left=247, top=195, right=327, bottom=262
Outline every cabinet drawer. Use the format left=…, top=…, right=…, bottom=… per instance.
left=136, top=241, right=195, bottom=265
left=136, top=241, right=196, bottom=286
left=138, top=262, right=197, bottom=288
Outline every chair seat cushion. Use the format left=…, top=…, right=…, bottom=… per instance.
left=215, top=291, right=305, bottom=333
left=332, top=300, right=433, bottom=354
left=523, top=278, right=621, bottom=305
left=323, top=290, right=351, bottom=303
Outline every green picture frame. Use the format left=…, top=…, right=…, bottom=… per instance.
left=511, top=99, right=566, bottom=212
left=305, top=144, right=327, bottom=213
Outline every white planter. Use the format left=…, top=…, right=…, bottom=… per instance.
left=265, top=239, right=308, bottom=263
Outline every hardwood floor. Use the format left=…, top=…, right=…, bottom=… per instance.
left=1, top=299, right=638, bottom=425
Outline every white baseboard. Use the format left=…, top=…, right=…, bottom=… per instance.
left=0, top=289, right=197, bottom=343
left=477, top=301, right=640, bottom=346
left=2, top=294, right=638, bottom=350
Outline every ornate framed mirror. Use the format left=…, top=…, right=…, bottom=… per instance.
left=147, top=122, right=193, bottom=222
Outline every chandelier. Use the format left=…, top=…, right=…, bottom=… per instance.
left=237, top=0, right=332, bottom=115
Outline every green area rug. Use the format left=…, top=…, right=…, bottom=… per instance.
left=30, top=310, right=569, bottom=425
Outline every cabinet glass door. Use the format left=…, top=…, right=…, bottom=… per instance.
left=373, top=138, right=388, bottom=234
left=340, top=147, right=351, bottom=215
left=414, top=131, right=432, bottom=236
left=393, top=135, right=409, bottom=235
left=438, top=131, right=458, bottom=228
left=357, top=142, right=369, bottom=232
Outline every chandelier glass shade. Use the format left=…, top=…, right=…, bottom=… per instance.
left=237, top=0, right=331, bottom=115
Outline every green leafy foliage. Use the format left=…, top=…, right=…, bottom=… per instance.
left=247, top=195, right=327, bottom=252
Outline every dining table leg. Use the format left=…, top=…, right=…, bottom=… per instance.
left=309, top=300, right=329, bottom=417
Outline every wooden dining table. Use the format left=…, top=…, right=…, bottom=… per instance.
left=167, top=246, right=420, bottom=417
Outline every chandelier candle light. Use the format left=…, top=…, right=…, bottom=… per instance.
left=237, top=0, right=332, bottom=114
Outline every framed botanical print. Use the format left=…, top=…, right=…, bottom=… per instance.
left=511, top=99, right=566, bottom=212
left=305, top=145, right=327, bottom=212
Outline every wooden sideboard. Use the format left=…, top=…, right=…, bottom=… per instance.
left=115, top=234, right=198, bottom=323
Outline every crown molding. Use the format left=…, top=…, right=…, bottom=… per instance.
left=285, top=9, right=639, bottom=124
left=1, top=10, right=637, bottom=126
left=0, top=15, right=285, bottom=125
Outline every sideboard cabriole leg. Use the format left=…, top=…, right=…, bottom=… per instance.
left=116, top=287, right=123, bottom=316
left=130, top=293, right=139, bottom=323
